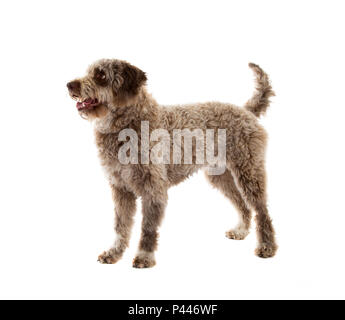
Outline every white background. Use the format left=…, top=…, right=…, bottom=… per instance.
left=0, top=0, right=344, bottom=300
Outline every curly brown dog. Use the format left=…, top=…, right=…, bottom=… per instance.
left=67, top=59, right=277, bottom=268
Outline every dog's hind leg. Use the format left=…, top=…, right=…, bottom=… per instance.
left=206, top=169, right=252, bottom=240
left=98, top=186, right=137, bottom=264
left=228, top=132, right=277, bottom=258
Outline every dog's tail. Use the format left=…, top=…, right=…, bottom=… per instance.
left=244, top=63, right=275, bottom=117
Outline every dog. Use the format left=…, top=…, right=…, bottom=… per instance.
left=67, top=59, right=277, bottom=268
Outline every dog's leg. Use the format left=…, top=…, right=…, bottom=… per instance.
left=229, top=160, right=277, bottom=258
left=228, top=129, right=277, bottom=258
left=205, top=169, right=252, bottom=240
left=98, top=186, right=137, bottom=264
left=133, top=190, right=167, bottom=268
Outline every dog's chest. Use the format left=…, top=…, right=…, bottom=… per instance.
left=94, top=131, right=127, bottom=185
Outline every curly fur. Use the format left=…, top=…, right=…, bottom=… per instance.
left=67, top=59, right=277, bottom=268
left=245, top=63, right=275, bottom=117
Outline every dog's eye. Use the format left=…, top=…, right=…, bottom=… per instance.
left=95, top=70, right=106, bottom=80
left=94, top=69, right=107, bottom=85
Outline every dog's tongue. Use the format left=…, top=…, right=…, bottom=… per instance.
left=76, top=98, right=93, bottom=110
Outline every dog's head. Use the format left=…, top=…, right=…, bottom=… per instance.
left=67, top=59, right=147, bottom=119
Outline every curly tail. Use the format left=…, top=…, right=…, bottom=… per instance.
left=245, top=63, right=275, bottom=117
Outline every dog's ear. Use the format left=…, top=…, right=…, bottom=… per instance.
left=119, top=63, right=147, bottom=97
left=112, top=63, right=124, bottom=94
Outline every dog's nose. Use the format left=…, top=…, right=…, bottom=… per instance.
left=67, top=80, right=81, bottom=92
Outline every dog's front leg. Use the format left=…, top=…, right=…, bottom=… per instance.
left=133, top=190, right=167, bottom=268
left=98, top=186, right=137, bottom=264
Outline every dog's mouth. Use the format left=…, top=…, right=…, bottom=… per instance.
left=75, top=97, right=100, bottom=111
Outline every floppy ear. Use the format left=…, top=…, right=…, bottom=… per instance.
left=112, top=64, right=124, bottom=94
left=119, top=63, right=147, bottom=97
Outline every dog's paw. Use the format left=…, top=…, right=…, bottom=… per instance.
left=132, top=251, right=156, bottom=269
left=98, top=248, right=121, bottom=264
left=255, top=243, right=278, bottom=258
left=226, top=228, right=249, bottom=240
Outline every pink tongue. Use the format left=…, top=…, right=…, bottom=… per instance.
left=76, top=98, right=93, bottom=110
